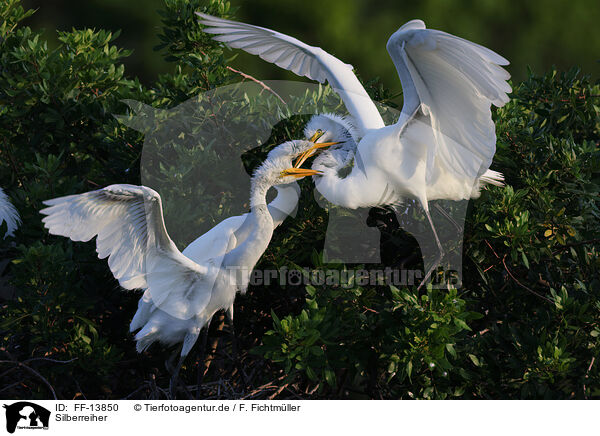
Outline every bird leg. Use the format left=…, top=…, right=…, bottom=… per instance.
left=227, top=310, right=248, bottom=391
left=433, top=203, right=463, bottom=234
left=195, top=326, right=210, bottom=399
left=166, top=344, right=193, bottom=399
left=168, top=353, right=185, bottom=399
left=417, top=205, right=445, bottom=291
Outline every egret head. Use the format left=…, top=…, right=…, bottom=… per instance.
left=254, top=140, right=329, bottom=187
left=266, top=139, right=315, bottom=160
left=304, top=113, right=358, bottom=144
left=293, top=114, right=357, bottom=169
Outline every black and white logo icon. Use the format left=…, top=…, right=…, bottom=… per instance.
left=3, top=402, right=50, bottom=434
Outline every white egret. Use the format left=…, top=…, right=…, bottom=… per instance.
left=0, top=187, right=20, bottom=238
left=40, top=139, right=334, bottom=394
left=197, top=14, right=510, bottom=285
left=127, top=140, right=328, bottom=354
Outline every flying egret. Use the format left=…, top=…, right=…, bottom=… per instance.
left=0, top=187, right=20, bottom=239
left=40, top=139, right=335, bottom=394
left=197, top=14, right=510, bottom=285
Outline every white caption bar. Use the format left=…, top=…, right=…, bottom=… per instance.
left=0, top=400, right=594, bottom=435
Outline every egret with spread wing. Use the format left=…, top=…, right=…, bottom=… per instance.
left=0, top=187, right=20, bottom=239
left=198, top=14, right=510, bottom=286
left=127, top=140, right=333, bottom=357
left=40, top=139, right=334, bottom=395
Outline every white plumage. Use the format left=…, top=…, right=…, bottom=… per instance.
left=196, top=13, right=385, bottom=137
left=0, top=187, right=20, bottom=238
left=40, top=140, right=326, bottom=359
left=129, top=181, right=300, bottom=354
left=198, top=14, right=510, bottom=285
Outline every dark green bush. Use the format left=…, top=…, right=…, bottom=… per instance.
left=1, top=0, right=599, bottom=399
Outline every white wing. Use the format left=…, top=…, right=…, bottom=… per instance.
left=196, top=12, right=385, bottom=136
left=0, top=187, right=20, bottom=238
left=41, top=184, right=212, bottom=319
left=386, top=20, right=511, bottom=182
left=182, top=216, right=241, bottom=264
left=182, top=182, right=299, bottom=264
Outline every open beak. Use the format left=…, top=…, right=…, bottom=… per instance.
left=293, top=141, right=343, bottom=168
left=281, top=167, right=323, bottom=179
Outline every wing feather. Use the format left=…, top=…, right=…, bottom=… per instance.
left=41, top=184, right=212, bottom=319
left=197, top=12, right=384, bottom=136
left=386, top=21, right=511, bottom=181
left=0, top=187, right=20, bottom=238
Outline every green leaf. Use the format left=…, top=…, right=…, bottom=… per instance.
left=453, top=318, right=472, bottom=331
left=324, top=369, right=336, bottom=387
left=446, top=343, right=457, bottom=359
left=468, top=354, right=481, bottom=367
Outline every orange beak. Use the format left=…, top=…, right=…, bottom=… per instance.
left=293, top=141, right=343, bottom=168
left=281, top=167, right=323, bottom=179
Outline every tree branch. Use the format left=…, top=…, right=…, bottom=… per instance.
left=226, top=66, right=287, bottom=105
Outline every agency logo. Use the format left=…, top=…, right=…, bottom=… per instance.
left=3, top=402, right=50, bottom=434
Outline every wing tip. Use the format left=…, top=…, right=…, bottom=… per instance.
left=195, top=11, right=212, bottom=20
left=398, top=19, right=426, bottom=32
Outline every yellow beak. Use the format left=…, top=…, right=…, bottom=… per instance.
left=293, top=141, right=343, bottom=168
left=281, top=167, right=323, bottom=179
left=309, top=131, right=325, bottom=142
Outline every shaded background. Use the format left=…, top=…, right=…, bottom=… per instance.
left=22, top=0, right=600, bottom=89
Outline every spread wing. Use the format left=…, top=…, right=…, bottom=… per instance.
left=196, top=12, right=385, bottom=136
left=386, top=20, right=511, bottom=182
left=182, top=215, right=241, bottom=263
left=41, top=184, right=212, bottom=319
left=0, top=187, right=20, bottom=238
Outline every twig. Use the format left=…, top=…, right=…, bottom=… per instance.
left=584, top=356, right=595, bottom=399
left=122, top=384, right=148, bottom=400
left=501, top=256, right=553, bottom=303
left=226, top=66, right=286, bottom=105
left=0, top=360, right=58, bottom=399
left=73, top=378, right=87, bottom=400
left=551, top=238, right=600, bottom=256
left=362, top=306, right=379, bottom=314
left=0, top=366, right=18, bottom=379
left=24, top=357, right=78, bottom=364
left=267, top=382, right=289, bottom=400
left=484, top=239, right=501, bottom=259
left=284, top=386, right=304, bottom=399
left=307, top=383, right=320, bottom=396
left=241, top=383, right=276, bottom=399
left=0, top=382, right=20, bottom=394
left=241, top=374, right=286, bottom=399
left=483, top=264, right=496, bottom=273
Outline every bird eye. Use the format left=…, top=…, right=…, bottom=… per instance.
left=317, top=129, right=323, bottom=134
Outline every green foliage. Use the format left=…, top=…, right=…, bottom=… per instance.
left=257, top=275, right=482, bottom=398
left=0, top=0, right=236, bottom=399
left=1, top=0, right=599, bottom=399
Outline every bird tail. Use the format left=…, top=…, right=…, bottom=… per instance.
left=134, top=326, right=157, bottom=353
left=479, top=169, right=505, bottom=187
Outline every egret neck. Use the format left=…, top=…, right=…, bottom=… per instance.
left=222, top=171, right=276, bottom=283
